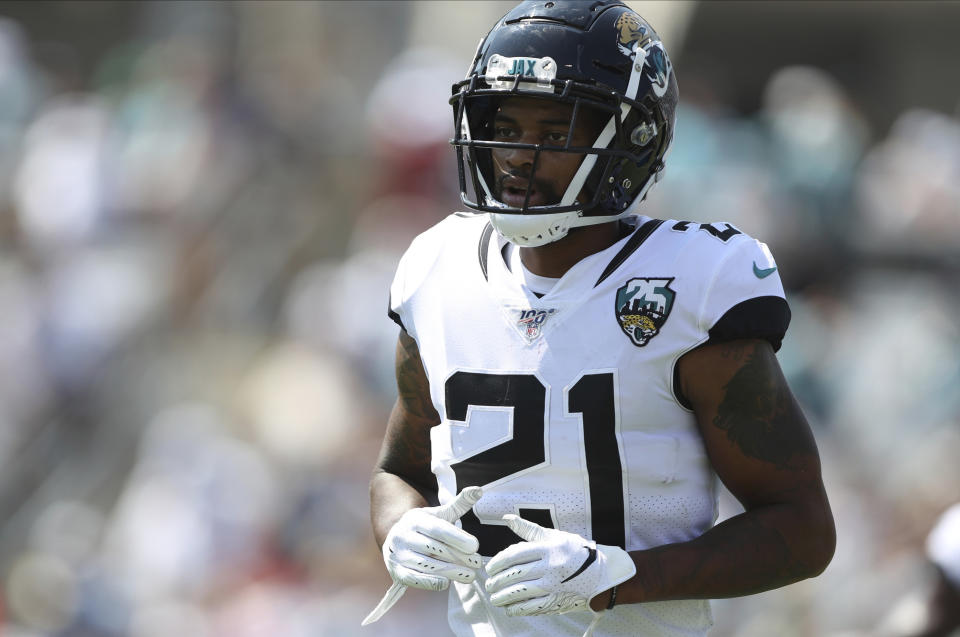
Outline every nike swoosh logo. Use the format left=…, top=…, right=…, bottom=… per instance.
left=753, top=262, right=778, bottom=279
left=560, top=546, right=597, bottom=583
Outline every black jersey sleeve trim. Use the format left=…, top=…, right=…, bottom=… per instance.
left=707, top=296, right=791, bottom=352
left=387, top=295, right=405, bottom=330
left=594, top=219, right=664, bottom=287
left=478, top=222, right=494, bottom=281
left=673, top=295, right=792, bottom=409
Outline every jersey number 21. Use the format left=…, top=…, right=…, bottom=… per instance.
left=445, top=371, right=625, bottom=557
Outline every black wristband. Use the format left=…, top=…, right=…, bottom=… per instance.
left=606, top=585, right=618, bottom=610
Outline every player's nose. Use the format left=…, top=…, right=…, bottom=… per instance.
left=503, top=142, right=537, bottom=170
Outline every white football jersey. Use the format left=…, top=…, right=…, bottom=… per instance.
left=388, top=213, right=790, bottom=637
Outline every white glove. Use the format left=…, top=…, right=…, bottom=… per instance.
left=362, top=486, right=483, bottom=626
left=485, top=514, right=636, bottom=617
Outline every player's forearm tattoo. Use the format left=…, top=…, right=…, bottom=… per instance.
left=712, top=343, right=810, bottom=470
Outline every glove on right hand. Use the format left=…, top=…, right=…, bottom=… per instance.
left=383, top=486, right=484, bottom=590
left=362, top=486, right=483, bottom=626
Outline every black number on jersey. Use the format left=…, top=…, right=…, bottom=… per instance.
left=672, top=220, right=742, bottom=242
left=446, top=371, right=625, bottom=556
left=568, top=373, right=625, bottom=549
left=446, top=373, right=547, bottom=556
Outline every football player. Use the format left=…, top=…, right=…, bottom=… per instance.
left=367, top=2, right=836, bottom=636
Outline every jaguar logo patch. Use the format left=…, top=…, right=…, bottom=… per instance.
left=615, top=277, right=675, bottom=347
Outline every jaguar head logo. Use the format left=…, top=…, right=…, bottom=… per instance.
left=615, top=12, right=649, bottom=57
left=615, top=277, right=675, bottom=347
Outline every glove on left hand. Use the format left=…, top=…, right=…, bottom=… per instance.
left=484, top=514, right=635, bottom=617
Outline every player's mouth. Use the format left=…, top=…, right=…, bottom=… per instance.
left=501, top=186, right=541, bottom=208
left=498, top=176, right=550, bottom=208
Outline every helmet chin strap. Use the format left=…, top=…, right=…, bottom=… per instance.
left=563, top=185, right=650, bottom=230
left=572, top=211, right=635, bottom=227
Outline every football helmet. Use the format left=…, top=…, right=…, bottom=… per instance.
left=450, top=0, right=678, bottom=246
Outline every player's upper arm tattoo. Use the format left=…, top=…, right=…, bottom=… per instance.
left=710, top=341, right=815, bottom=471
left=374, top=330, right=439, bottom=494
left=396, top=329, right=440, bottom=422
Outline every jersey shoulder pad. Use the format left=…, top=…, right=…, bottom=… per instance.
left=388, top=213, right=487, bottom=334
left=667, top=220, right=791, bottom=351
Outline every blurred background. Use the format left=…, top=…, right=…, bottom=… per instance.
left=0, top=1, right=956, bottom=636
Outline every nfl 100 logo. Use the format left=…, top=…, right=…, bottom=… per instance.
left=515, top=308, right=556, bottom=342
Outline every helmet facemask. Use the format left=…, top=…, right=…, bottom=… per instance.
left=452, top=83, right=657, bottom=246
left=453, top=79, right=659, bottom=214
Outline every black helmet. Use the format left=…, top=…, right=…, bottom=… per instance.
left=450, top=0, right=678, bottom=246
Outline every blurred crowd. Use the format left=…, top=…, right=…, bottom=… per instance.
left=0, top=2, right=956, bottom=636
